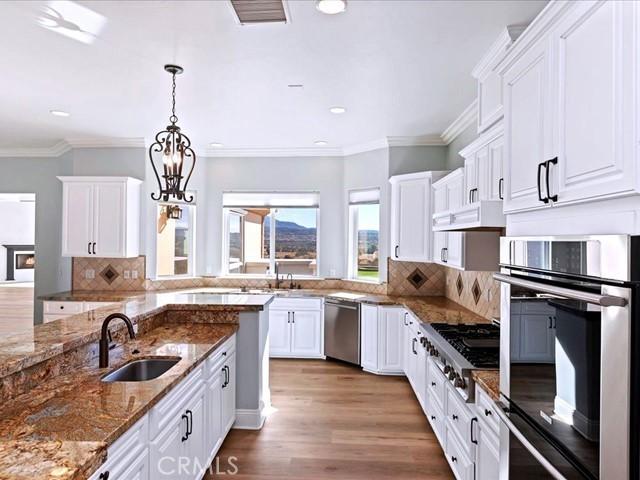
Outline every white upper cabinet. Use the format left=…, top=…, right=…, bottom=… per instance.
left=499, top=0, right=640, bottom=214
left=552, top=0, right=637, bottom=205
left=485, top=136, right=505, bottom=201
left=501, top=34, right=553, bottom=213
left=390, top=171, right=449, bottom=262
left=432, top=231, right=500, bottom=272
left=473, top=26, right=526, bottom=133
left=432, top=169, right=464, bottom=231
left=59, top=177, right=141, bottom=258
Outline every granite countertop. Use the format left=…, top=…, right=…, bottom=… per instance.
left=472, top=370, right=500, bottom=401
left=0, top=293, right=272, bottom=380
left=0, top=322, right=237, bottom=480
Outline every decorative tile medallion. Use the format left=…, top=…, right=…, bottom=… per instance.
left=100, top=265, right=120, bottom=285
left=471, top=278, right=482, bottom=305
left=456, top=273, right=464, bottom=296
left=407, top=268, right=427, bottom=289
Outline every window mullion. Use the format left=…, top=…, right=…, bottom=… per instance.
left=270, top=209, right=276, bottom=274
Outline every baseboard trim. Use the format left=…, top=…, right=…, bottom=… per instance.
left=233, top=408, right=266, bottom=430
left=363, top=367, right=405, bottom=376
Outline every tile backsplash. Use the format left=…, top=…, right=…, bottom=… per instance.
left=386, top=259, right=445, bottom=296
left=444, top=268, right=499, bottom=321
left=72, top=256, right=146, bottom=291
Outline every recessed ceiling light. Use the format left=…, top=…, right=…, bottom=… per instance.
left=329, top=106, right=346, bottom=114
left=287, top=84, right=304, bottom=89
left=314, top=140, right=328, bottom=146
left=209, top=142, right=223, bottom=147
left=50, top=110, right=70, bottom=117
left=316, top=0, right=347, bottom=15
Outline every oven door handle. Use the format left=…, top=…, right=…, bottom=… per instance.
left=494, top=405, right=567, bottom=480
left=493, top=273, right=627, bottom=307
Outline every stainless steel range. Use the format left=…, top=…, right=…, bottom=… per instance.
left=420, top=322, right=499, bottom=402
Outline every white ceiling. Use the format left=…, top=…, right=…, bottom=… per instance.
left=0, top=0, right=547, bottom=154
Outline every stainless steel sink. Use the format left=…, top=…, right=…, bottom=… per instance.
left=102, top=357, right=181, bottom=382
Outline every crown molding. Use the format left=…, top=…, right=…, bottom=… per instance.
left=471, top=25, right=527, bottom=79
left=203, top=145, right=343, bottom=157
left=441, top=100, right=478, bottom=145
left=387, top=134, right=446, bottom=147
left=0, top=137, right=146, bottom=157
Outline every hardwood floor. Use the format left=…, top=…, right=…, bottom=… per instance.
left=207, top=359, right=454, bottom=480
left=0, top=284, right=34, bottom=334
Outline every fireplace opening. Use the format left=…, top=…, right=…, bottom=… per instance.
left=16, top=253, right=35, bottom=270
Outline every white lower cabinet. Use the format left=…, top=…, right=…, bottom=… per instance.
left=475, top=420, right=500, bottom=480
left=360, top=305, right=404, bottom=375
left=93, top=334, right=236, bottom=480
left=43, top=300, right=116, bottom=324
left=269, top=298, right=323, bottom=358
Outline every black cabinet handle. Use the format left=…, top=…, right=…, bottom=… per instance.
left=395, top=245, right=399, bottom=258
left=431, top=381, right=436, bottom=387
left=484, top=408, right=492, bottom=417
left=186, top=409, right=193, bottom=436
left=287, top=312, right=291, bottom=324
left=412, top=338, right=417, bottom=355
left=88, top=242, right=91, bottom=255
left=92, top=242, right=96, bottom=255
left=452, top=414, right=458, bottom=421
left=443, top=248, right=448, bottom=263
left=181, top=413, right=189, bottom=441
left=99, top=473, right=109, bottom=480
left=451, top=456, right=457, bottom=463
left=537, top=161, right=549, bottom=203
left=498, top=177, right=504, bottom=200
left=292, top=312, right=295, bottom=324
left=226, top=365, right=230, bottom=387
left=430, top=415, right=436, bottom=421
left=471, top=417, right=478, bottom=444
left=468, top=188, right=478, bottom=203
left=403, top=312, right=408, bottom=326
left=545, top=157, right=558, bottom=202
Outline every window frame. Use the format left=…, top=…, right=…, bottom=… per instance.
left=155, top=202, right=197, bottom=278
left=222, top=200, right=320, bottom=278
left=347, top=188, right=381, bottom=283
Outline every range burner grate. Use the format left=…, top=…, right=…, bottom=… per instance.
left=431, top=323, right=500, bottom=369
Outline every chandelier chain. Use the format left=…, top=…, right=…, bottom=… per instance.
left=170, top=72, right=178, bottom=124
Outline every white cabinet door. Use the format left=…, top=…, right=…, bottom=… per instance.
left=360, top=304, right=378, bottom=372
left=268, top=309, right=291, bottom=356
left=222, top=351, right=236, bottom=435
left=61, top=182, right=94, bottom=257
left=206, top=370, right=224, bottom=461
left=486, top=137, right=504, bottom=201
left=445, top=232, right=464, bottom=269
left=150, top=413, right=187, bottom=480
left=519, top=314, right=555, bottom=363
left=552, top=0, right=636, bottom=205
left=290, top=310, right=322, bottom=357
left=185, top=387, right=208, bottom=480
left=446, top=173, right=465, bottom=211
left=476, top=422, right=500, bottom=480
left=503, top=36, right=553, bottom=213
left=401, top=312, right=410, bottom=375
left=93, top=181, right=126, bottom=257
left=378, top=307, right=403, bottom=373
left=433, top=183, right=448, bottom=215
left=464, top=152, right=481, bottom=204
left=433, top=231, right=448, bottom=265
left=392, top=177, right=430, bottom=262
left=414, top=336, right=427, bottom=411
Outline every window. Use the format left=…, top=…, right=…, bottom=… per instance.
left=223, top=193, right=319, bottom=277
left=348, top=189, right=380, bottom=282
left=157, top=204, right=195, bottom=277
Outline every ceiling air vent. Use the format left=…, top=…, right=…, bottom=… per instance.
left=229, top=0, right=288, bottom=24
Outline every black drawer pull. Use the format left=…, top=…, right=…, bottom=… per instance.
left=181, top=413, right=189, bottom=441
left=431, top=415, right=436, bottom=420
left=99, top=473, right=109, bottom=480
left=451, top=456, right=457, bottom=463
left=452, top=414, right=458, bottom=421
left=431, top=382, right=436, bottom=387
left=545, top=157, right=558, bottom=202
left=484, top=408, right=492, bottom=417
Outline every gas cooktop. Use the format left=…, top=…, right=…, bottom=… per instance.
left=430, top=323, right=500, bottom=369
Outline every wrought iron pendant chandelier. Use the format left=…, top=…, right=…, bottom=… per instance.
left=149, top=64, right=196, bottom=203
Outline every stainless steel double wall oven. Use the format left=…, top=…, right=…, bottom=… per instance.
left=495, top=236, right=640, bottom=480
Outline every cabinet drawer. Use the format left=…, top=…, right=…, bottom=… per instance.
left=84, top=301, right=116, bottom=312
left=425, top=391, right=445, bottom=443
left=445, top=423, right=475, bottom=480
left=475, top=384, right=500, bottom=435
left=43, top=301, right=83, bottom=314
left=149, top=365, right=204, bottom=438
left=427, top=358, right=446, bottom=409
left=407, top=312, right=422, bottom=336
left=207, top=335, right=236, bottom=379
left=445, top=385, right=474, bottom=457
left=270, top=297, right=322, bottom=311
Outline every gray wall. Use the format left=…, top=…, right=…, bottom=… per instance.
left=0, top=154, right=73, bottom=323
left=389, top=145, right=448, bottom=177
left=204, top=155, right=345, bottom=278
left=445, top=122, right=479, bottom=170
left=343, top=148, right=390, bottom=281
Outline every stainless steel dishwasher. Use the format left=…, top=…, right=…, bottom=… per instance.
left=324, top=298, right=360, bottom=365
